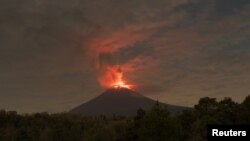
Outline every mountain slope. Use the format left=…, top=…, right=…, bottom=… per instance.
left=70, top=88, right=188, bottom=115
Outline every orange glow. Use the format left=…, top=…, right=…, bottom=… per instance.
left=98, top=65, right=132, bottom=89
left=112, top=80, right=131, bottom=89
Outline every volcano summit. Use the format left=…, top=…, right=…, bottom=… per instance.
left=70, top=87, right=188, bottom=116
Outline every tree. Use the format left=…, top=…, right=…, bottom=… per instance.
left=240, top=95, right=250, bottom=123
left=194, top=97, right=218, bottom=116
left=216, top=97, right=239, bottom=124
left=135, top=103, right=181, bottom=141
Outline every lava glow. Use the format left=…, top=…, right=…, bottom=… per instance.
left=112, top=79, right=131, bottom=89
left=98, top=65, right=132, bottom=89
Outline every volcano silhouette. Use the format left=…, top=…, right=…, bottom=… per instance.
left=70, top=87, right=188, bottom=115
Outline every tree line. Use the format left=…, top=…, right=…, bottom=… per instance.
left=0, top=95, right=249, bottom=141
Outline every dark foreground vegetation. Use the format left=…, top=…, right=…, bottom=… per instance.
left=0, top=95, right=250, bottom=141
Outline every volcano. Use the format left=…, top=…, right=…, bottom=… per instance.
left=70, top=87, right=188, bottom=116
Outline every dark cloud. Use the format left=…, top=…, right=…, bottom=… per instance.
left=213, top=0, right=249, bottom=17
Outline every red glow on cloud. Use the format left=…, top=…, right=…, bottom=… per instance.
left=84, top=23, right=162, bottom=90
left=86, top=27, right=148, bottom=65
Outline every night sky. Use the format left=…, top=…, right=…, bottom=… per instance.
left=0, top=0, right=250, bottom=113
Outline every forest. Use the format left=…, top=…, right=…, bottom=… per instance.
left=0, top=95, right=249, bottom=141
